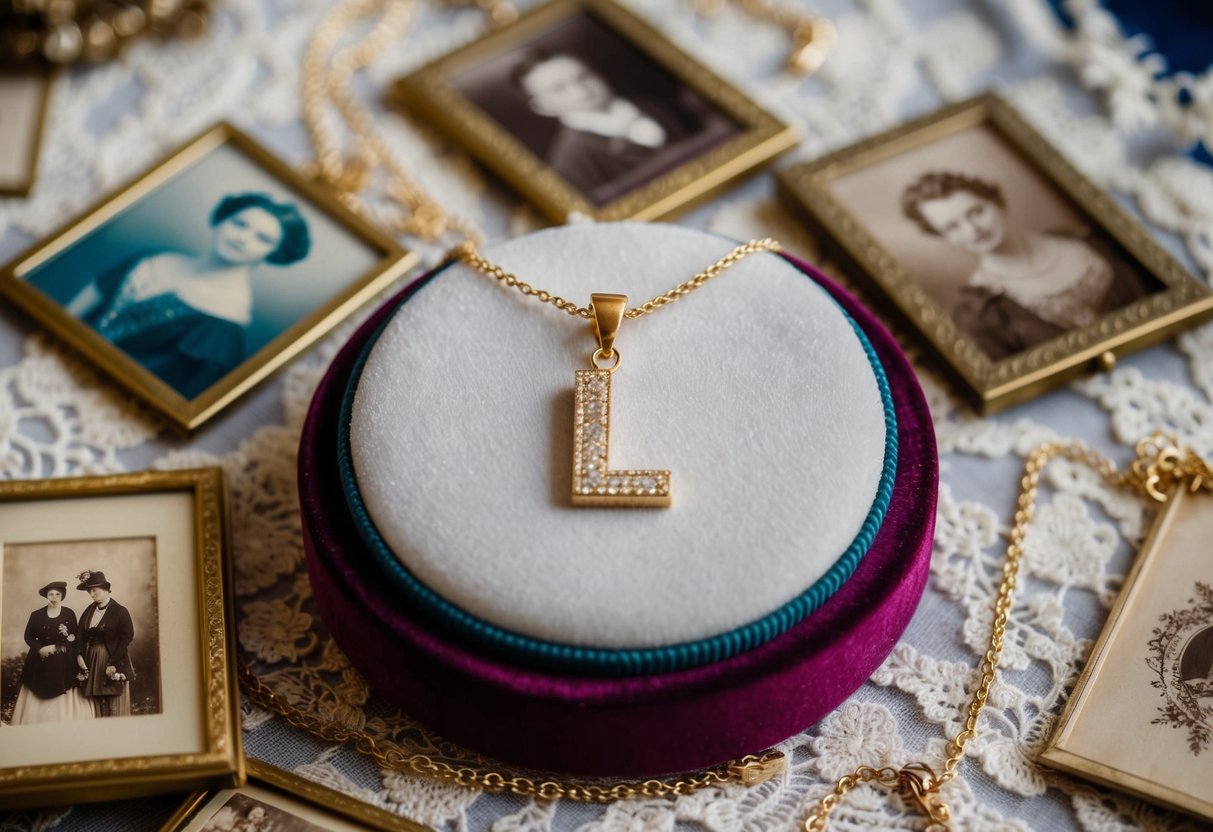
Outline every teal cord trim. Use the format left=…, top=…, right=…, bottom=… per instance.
left=336, top=277, right=898, bottom=677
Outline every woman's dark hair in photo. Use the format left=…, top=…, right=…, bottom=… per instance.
left=209, top=192, right=311, bottom=266
left=901, top=171, right=1005, bottom=236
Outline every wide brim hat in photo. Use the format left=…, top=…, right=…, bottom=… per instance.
left=76, top=571, right=111, bottom=591
left=39, top=581, right=68, bottom=598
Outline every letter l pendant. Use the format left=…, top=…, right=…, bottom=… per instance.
left=571, top=293, right=671, bottom=507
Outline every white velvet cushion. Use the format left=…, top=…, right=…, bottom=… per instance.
left=349, top=223, right=887, bottom=649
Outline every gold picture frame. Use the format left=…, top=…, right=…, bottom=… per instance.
left=1041, top=488, right=1213, bottom=822
left=161, top=758, right=428, bottom=832
left=778, top=93, right=1213, bottom=413
left=395, top=0, right=796, bottom=223
left=0, top=122, right=418, bottom=432
left=0, top=468, right=243, bottom=810
left=0, top=66, right=53, bottom=197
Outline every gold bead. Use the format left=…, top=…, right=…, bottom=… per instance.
left=43, top=21, right=84, bottom=62
left=84, top=20, right=118, bottom=60
left=45, top=0, right=78, bottom=24
left=111, top=5, right=147, bottom=37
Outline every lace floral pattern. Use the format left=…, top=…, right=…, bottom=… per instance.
left=1, top=0, right=1212, bottom=830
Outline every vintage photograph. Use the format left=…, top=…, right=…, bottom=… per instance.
left=450, top=11, right=739, bottom=207
left=0, top=123, right=415, bottom=431
left=0, top=470, right=241, bottom=810
left=396, top=0, right=795, bottom=222
left=0, top=69, right=52, bottom=196
left=196, top=793, right=328, bottom=832
left=1, top=538, right=161, bottom=726
left=1041, top=489, right=1213, bottom=822
left=830, top=128, right=1162, bottom=361
left=778, top=94, right=1213, bottom=412
left=164, top=759, right=426, bottom=832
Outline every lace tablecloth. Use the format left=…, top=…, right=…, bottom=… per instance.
left=3, top=1, right=1212, bottom=829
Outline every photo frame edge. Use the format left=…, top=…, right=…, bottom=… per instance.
left=0, top=65, right=57, bottom=198
left=775, top=92, right=1213, bottom=414
left=0, top=467, right=243, bottom=810
left=158, top=758, right=430, bottom=832
left=393, top=0, right=794, bottom=223
left=1039, top=489, right=1213, bottom=823
left=0, top=121, right=419, bottom=433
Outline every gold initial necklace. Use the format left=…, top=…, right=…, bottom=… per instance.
left=450, top=238, right=782, bottom=508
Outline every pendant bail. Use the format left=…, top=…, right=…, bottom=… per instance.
left=589, top=293, right=627, bottom=358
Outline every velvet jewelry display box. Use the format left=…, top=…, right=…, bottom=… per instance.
left=299, top=224, right=937, bottom=777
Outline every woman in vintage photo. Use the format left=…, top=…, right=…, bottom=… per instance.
left=76, top=570, right=135, bottom=717
left=10, top=581, right=94, bottom=724
left=901, top=171, right=1153, bottom=359
left=508, top=48, right=723, bottom=202
left=64, top=192, right=311, bottom=399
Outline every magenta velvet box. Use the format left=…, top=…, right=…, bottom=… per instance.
left=299, top=248, right=937, bottom=778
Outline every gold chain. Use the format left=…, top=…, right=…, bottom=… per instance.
left=804, top=433, right=1213, bottom=831
left=301, top=0, right=834, bottom=243
left=238, top=657, right=785, bottom=800
left=303, top=0, right=513, bottom=243
left=691, top=0, right=836, bottom=74
left=450, top=238, right=783, bottom=320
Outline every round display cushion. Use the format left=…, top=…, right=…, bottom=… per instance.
left=342, top=225, right=897, bottom=675
left=299, top=237, right=937, bottom=777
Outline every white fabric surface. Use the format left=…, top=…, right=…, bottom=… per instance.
left=350, top=223, right=887, bottom=648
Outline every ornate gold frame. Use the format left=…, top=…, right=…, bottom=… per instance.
left=0, top=468, right=243, bottom=809
left=1040, top=489, right=1213, bottom=822
left=0, top=122, right=418, bottom=432
left=160, top=758, right=428, bottom=831
left=395, top=0, right=796, bottom=223
left=0, top=65, right=53, bottom=197
left=777, top=93, right=1213, bottom=413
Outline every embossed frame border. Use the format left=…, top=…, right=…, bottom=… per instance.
left=0, top=122, right=418, bottom=432
left=394, top=0, right=797, bottom=223
left=160, top=758, right=428, bottom=831
left=0, top=469, right=243, bottom=810
left=777, top=93, right=1213, bottom=413
left=1041, top=489, right=1213, bottom=822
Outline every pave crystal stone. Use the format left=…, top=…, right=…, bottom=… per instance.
left=571, top=368, right=671, bottom=507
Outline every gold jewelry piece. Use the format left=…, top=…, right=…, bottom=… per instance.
left=0, top=0, right=210, bottom=64
left=452, top=238, right=782, bottom=508
left=804, top=433, right=1213, bottom=831
left=301, top=0, right=833, bottom=240
left=238, top=655, right=787, bottom=800
left=691, top=0, right=837, bottom=75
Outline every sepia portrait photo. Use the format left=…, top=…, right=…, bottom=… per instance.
left=450, top=10, right=739, bottom=207
left=164, top=759, right=427, bottom=832
left=779, top=95, right=1213, bottom=412
left=826, top=125, right=1162, bottom=362
left=0, top=123, right=414, bottom=430
left=396, top=0, right=794, bottom=222
left=0, top=470, right=241, bottom=810
left=1, top=537, right=161, bottom=726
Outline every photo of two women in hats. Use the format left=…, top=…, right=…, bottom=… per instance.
left=3, top=569, right=156, bottom=725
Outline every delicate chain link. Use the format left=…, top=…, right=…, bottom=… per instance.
left=302, top=0, right=503, bottom=244
left=804, top=433, right=1213, bottom=831
left=450, top=238, right=783, bottom=320
left=238, top=657, right=785, bottom=800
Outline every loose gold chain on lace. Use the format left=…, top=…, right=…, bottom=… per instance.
left=803, top=433, right=1213, bottom=831
left=237, top=658, right=785, bottom=800
left=450, top=238, right=783, bottom=320
left=302, top=0, right=833, bottom=242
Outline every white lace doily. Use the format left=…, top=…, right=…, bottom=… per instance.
left=2, top=0, right=1212, bottom=830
